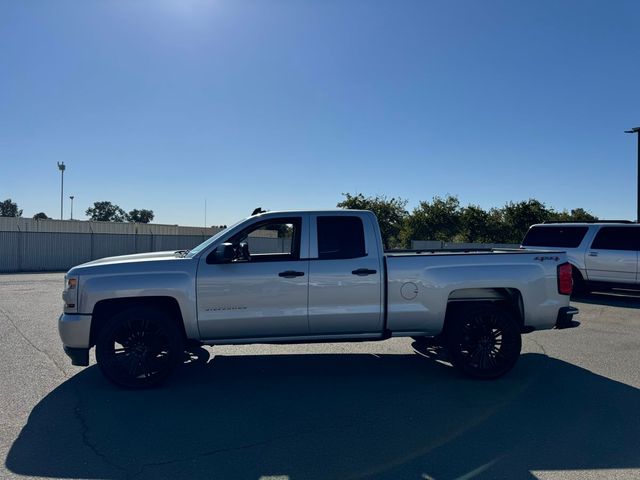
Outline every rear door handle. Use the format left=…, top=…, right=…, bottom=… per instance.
left=278, top=270, right=305, bottom=278
left=352, top=268, right=377, bottom=276
left=588, top=252, right=598, bottom=257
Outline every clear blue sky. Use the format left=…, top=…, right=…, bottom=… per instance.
left=1, top=0, right=639, bottom=226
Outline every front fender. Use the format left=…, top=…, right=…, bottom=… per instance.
left=78, top=270, right=199, bottom=339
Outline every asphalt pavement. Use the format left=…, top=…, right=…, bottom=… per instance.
left=1, top=272, right=639, bottom=480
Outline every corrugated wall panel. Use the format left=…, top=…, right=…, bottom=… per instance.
left=152, top=235, right=207, bottom=252
left=135, top=235, right=154, bottom=253
left=20, top=233, right=92, bottom=272
left=0, top=232, right=21, bottom=272
left=91, top=234, right=137, bottom=260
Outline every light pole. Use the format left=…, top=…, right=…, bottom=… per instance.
left=57, top=162, right=66, bottom=220
left=69, top=195, right=74, bottom=220
left=624, top=127, right=640, bottom=222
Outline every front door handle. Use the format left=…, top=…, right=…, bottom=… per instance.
left=278, top=270, right=305, bottom=278
left=352, top=268, right=377, bottom=276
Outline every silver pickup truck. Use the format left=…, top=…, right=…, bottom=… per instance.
left=59, top=209, right=578, bottom=388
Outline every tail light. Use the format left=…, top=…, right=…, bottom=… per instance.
left=557, top=262, right=573, bottom=295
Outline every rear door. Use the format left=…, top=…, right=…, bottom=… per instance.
left=307, top=214, right=383, bottom=335
left=584, top=226, right=639, bottom=284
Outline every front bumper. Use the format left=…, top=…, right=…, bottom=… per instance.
left=556, top=306, right=579, bottom=329
left=59, top=314, right=91, bottom=366
left=59, top=312, right=92, bottom=348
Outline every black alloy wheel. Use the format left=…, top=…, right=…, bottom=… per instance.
left=446, top=304, right=522, bottom=379
left=96, top=307, right=184, bottom=389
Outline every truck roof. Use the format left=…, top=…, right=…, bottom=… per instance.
left=250, top=209, right=373, bottom=217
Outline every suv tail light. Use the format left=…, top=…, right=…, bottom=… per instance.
left=557, top=262, right=573, bottom=295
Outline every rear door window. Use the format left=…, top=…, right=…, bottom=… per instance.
left=521, top=226, right=588, bottom=248
left=590, top=227, right=640, bottom=251
left=317, top=216, right=366, bottom=259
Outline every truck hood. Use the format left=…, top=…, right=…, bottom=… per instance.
left=74, top=251, right=183, bottom=269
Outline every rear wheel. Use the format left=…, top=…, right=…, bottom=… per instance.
left=571, top=267, right=590, bottom=295
left=96, top=306, right=184, bottom=389
left=446, top=304, right=521, bottom=379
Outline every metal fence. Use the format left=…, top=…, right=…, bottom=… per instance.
left=0, top=231, right=294, bottom=273
left=0, top=231, right=213, bottom=273
left=0, top=229, right=520, bottom=273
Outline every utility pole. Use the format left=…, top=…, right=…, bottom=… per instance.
left=625, top=127, right=640, bottom=222
left=69, top=195, right=74, bottom=220
left=57, top=162, right=66, bottom=220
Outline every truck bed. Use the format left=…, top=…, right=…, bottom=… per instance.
left=384, top=248, right=568, bottom=335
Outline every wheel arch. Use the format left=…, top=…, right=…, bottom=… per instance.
left=89, top=296, right=187, bottom=348
left=443, top=288, right=524, bottom=335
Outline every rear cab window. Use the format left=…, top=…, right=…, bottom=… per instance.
left=522, top=226, right=589, bottom=248
left=317, top=216, right=366, bottom=259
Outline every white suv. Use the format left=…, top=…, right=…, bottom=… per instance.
left=522, top=222, right=640, bottom=293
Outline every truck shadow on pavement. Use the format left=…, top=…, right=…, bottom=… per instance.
left=6, top=349, right=640, bottom=480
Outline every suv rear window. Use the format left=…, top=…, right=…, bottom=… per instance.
left=317, top=216, right=366, bottom=259
left=590, top=227, right=639, bottom=251
left=521, top=226, right=588, bottom=248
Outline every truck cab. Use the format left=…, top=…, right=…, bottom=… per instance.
left=192, top=210, right=385, bottom=341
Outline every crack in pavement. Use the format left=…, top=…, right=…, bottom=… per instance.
left=72, top=390, right=132, bottom=479
left=0, top=306, right=67, bottom=378
left=528, top=337, right=548, bottom=357
left=130, top=422, right=359, bottom=479
left=0, top=304, right=128, bottom=478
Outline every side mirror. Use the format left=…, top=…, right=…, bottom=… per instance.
left=213, top=243, right=235, bottom=263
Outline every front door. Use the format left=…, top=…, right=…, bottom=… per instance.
left=197, top=216, right=309, bottom=340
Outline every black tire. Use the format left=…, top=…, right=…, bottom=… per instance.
left=446, top=304, right=522, bottom=380
left=571, top=267, right=590, bottom=296
left=96, top=306, right=184, bottom=389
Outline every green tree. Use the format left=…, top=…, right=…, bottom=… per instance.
left=0, top=198, right=22, bottom=217
left=553, top=208, right=598, bottom=222
left=338, top=193, right=408, bottom=249
left=32, top=212, right=49, bottom=220
left=85, top=201, right=126, bottom=222
left=457, top=204, right=495, bottom=242
left=127, top=209, right=155, bottom=223
left=399, top=195, right=462, bottom=246
left=500, top=199, right=556, bottom=243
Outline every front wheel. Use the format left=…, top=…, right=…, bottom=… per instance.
left=446, top=304, right=522, bottom=379
left=96, top=307, right=184, bottom=389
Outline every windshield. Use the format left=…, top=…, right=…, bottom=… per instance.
left=185, top=218, right=246, bottom=258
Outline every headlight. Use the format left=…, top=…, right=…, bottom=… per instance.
left=63, top=275, right=79, bottom=311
